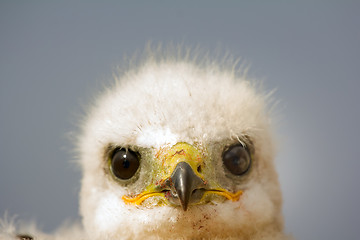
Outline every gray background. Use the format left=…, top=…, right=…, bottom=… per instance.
left=1, top=1, right=359, bottom=239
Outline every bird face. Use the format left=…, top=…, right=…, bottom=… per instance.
left=120, top=142, right=245, bottom=211
left=78, top=61, right=284, bottom=239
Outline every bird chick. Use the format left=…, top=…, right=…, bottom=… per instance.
left=79, top=52, right=289, bottom=240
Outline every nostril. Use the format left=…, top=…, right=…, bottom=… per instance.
left=197, top=165, right=202, bottom=173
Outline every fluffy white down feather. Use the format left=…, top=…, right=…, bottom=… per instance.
left=1, top=50, right=292, bottom=240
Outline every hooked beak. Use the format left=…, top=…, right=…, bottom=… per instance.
left=170, top=161, right=205, bottom=211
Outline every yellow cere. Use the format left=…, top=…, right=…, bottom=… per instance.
left=156, top=142, right=204, bottom=178
left=122, top=142, right=243, bottom=206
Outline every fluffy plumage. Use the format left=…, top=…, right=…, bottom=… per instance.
left=2, top=49, right=290, bottom=239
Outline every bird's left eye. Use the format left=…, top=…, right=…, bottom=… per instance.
left=222, top=144, right=251, bottom=175
left=110, top=148, right=140, bottom=180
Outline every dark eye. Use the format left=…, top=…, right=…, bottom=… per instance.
left=222, top=144, right=251, bottom=175
left=110, top=148, right=140, bottom=180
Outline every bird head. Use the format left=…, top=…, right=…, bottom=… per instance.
left=78, top=59, right=284, bottom=239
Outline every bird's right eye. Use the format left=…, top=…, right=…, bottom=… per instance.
left=110, top=148, right=140, bottom=180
